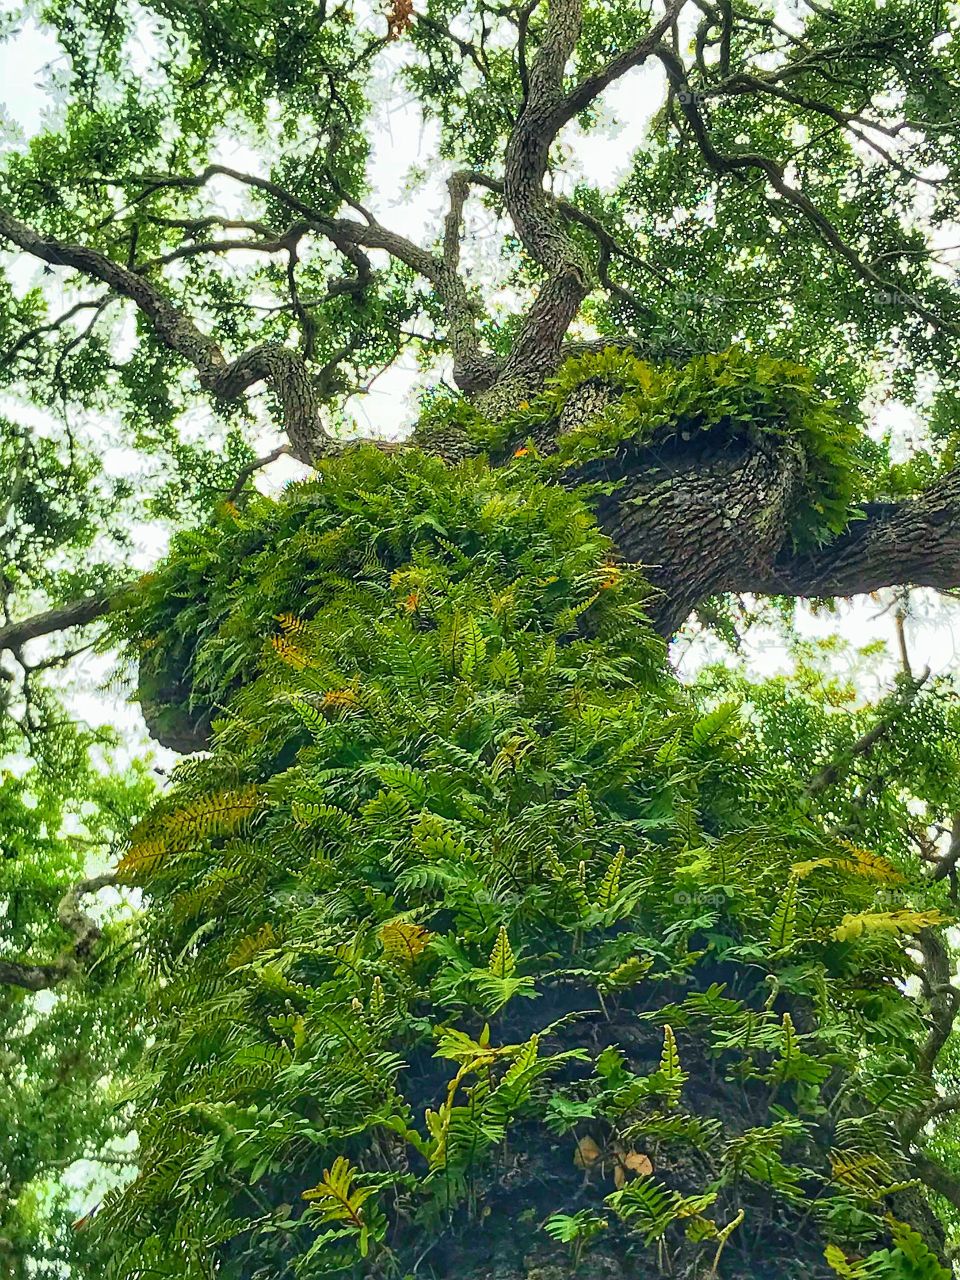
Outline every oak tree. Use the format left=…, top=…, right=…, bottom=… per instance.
left=4, top=0, right=960, bottom=1277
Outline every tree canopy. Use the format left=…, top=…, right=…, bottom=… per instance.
left=4, top=0, right=960, bottom=1277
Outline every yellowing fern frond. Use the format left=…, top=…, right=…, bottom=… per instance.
left=380, top=919, right=431, bottom=965
left=835, top=843, right=905, bottom=884
left=488, top=925, right=516, bottom=978
left=228, top=923, right=278, bottom=969
left=276, top=613, right=308, bottom=636
left=597, top=846, right=626, bottom=909
left=302, top=1156, right=376, bottom=1227
left=832, top=909, right=947, bottom=942
left=659, top=1025, right=686, bottom=1108
left=161, top=785, right=260, bottom=848
left=322, top=688, right=361, bottom=714
left=270, top=635, right=310, bottom=669
left=116, top=837, right=167, bottom=883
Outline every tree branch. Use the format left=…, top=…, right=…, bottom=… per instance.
left=917, top=927, right=960, bottom=1078
left=654, top=44, right=959, bottom=340
left=226, top=443, right=293, bottom=501
left=0, top=591, right=119, bottom=654
left=498, top=0, right=685, bottom=385
left=805, top=669, right=930, bottom=797
left=910, top=1152, right=960, bottom=1213
left=1, top=169, right=493, bottom=450
left=739, top=473, right=960, bottom=600
left=931, top=815, right=960, bottom=887
left=548, top=0, right=688, bottom=131
left=128, top=164, right=494, bottom=392
left=0, top=872, right=117, bottom=992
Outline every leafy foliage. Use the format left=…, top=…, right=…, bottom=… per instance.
left=0, top=712, right=152, bottom=1277
left=98, top=447, right=957, bottom=1277
left=4, top=0, right=960, bottom=1276
left=458, top=346, right=869, bottom=547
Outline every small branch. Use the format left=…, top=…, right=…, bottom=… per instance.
left=902, top=1092, right=960, bottom=1146
left=931, top=814, right=960, bottom=885
left=0, top=296, right=110, bottom=371
left=654, top=44, right=959, bottom=341
left=0, top=591, right=120, bottom=654
left=805, top=669, right=930, bottom=797
left=895, top=591, right=914, bottom=679
left=127, top=164, right=489, bottom=391
left=910, top=1152, right=960, bottom=1212
left=548, top=0, right=689, bottom=132
left=226, top=443, right=293, bottom=501
left=0, top=873, right=118, bottom=992
left=917, top=927, right=960, bottom=1078
left=0, top=175, right=486, bottom=451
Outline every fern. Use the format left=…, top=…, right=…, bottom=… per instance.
left=106, top=445, right=956, bottom=1276
left=657, top=1025, right=687, bottom=1108
left=769, top=874, right=801, bottom=949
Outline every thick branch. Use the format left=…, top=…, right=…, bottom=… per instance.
left=740, top=472, right=960, bottom=600
left=129, top=164, right=493, bottom=392
left=1, top=177, right=492, bottom=451
left=0, top=205, right=227, bottom=384
left=499, top=0, right=684, bottom=384
left=0, top=591, right=118, bottom=653
left=931, top=815, right=960, bottom=885
left=910, top=1152, right=960, bottom=1212
left=549, top=0, right=687, bottom=131
left=0, top=204, right=336, bottom=461
left=917, top=927, right=960, bottom=1078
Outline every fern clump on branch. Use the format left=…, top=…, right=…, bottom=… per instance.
left=104, top=447, right=951, bottom=1279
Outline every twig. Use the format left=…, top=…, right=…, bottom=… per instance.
left=226, top=443, right=293, bottom=501
left=805, top=669, right=930, bottom=797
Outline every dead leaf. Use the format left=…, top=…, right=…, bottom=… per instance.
left=573, top=1136, right=602, bottom=1169
left=618, top=1148, right=654, bottom=1177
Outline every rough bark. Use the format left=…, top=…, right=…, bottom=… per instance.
left=5, top=434, right=960, bottom=713
left=585, top=433, right=804, bottom=635
left=591, top=458, right=960, bottom=635
left=742, top=470, right=960, bottom=598
left=0, top=590, right=119, bottom=652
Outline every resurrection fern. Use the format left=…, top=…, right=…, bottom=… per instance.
left=102, top=447, right=953, bottom=1279
left=445, top=346, right=867, bottom=547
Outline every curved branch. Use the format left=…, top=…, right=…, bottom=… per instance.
left=0, top=872, right=117, bottom=992
left=226, top=442, right=293, bottom=501
left=654, top=44, right=959, bottom=340
left=129, top=164, right=494, bottom=392
left=740, top=471, right=960, bottom=600
left=1, top=176, right=492, bottom=451
left=916, top=927, right=960, bottom=1078
left=0, top=203, right=333, bottom=461
left=497, top=0, right=685, bottom=385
